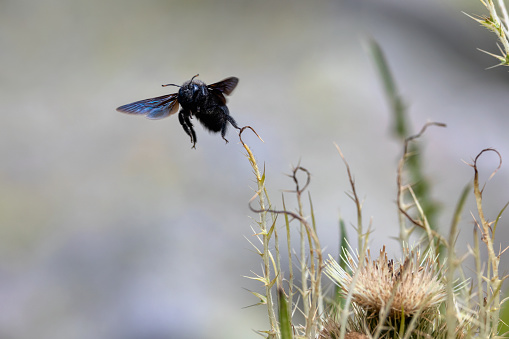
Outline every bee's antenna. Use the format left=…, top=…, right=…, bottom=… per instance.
left=162, top=74, right=199, bottom=87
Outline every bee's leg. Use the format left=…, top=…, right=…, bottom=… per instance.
left=218, top=107, right=240, bottom=144
left=179, top=110, right=197, bottom=148
left=220, top=121, right=229, bottom=144
left=226, top=114, right=240, bottom=130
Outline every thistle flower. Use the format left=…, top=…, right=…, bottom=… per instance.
left=326, top=246, right=446, bottom=316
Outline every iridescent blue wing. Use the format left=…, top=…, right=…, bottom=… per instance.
left=116, top=93, right=179, bottom=120
left=208, top=77, right=238, bottom=95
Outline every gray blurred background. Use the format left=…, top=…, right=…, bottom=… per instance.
left=1, top=0, right=509, bottom=338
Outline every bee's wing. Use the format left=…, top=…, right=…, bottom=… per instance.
left=116, top=93, right=179, bottom=120
left=207, top=77, right=239, bottom=96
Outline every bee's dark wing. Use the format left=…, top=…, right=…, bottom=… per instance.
left=116, top=93, right=179, bottom=120
left=207, top=77, right=239, bottom=96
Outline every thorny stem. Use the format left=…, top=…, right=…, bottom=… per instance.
left=497, top=0, right=509, bottom=35
left=291, top=167, right=320, bottom=337
left=487, top=0, right=509, bottom=52
left=470, top=148, right=503, bottom=336
left=239, top=127, right=279, bottom=337
left=249, top=185, right=323, bottom=338
left=467, top=0, right=509, bottom=65
left=281, top=196, right=294, bottom=320
left=286, top=166, right=314, bottom=323
left=472, top=226, right=487, bottom=335
left=241, top=127, right=324, bottom=338
left=294, top=167, right=310, bottom=319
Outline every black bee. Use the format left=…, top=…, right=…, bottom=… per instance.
left=117, top=75, right=240, bottom=148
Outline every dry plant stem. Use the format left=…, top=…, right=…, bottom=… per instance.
left=396, top=122, right=446, bottom=250
left=308, top=193, right=324, bottom=317
left=241, top=127, right=323, bottom=338
left=294, top=168, right=310, bottom=318
left=446, top=219, right=458, bottom=339
left=287, top=166, right=314, bottom=320
left=334, top=144, right=372, bottom=339
left=273, top=199, right=281, bottom=291
left=334, top=144, right=364, bottom=252
left=470, top=148, right=503, bottom=335
left=473, top=227, right=487, bottom=336
left=282, top=196, right=295, bottom=317
left=239, top=127, right=279, bottom=336
left=249, top=194, right=323, bottom=338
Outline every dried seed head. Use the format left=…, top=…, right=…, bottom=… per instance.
left=318, top=317, right=368, bottom=339
left=326, top=246, right=446, bottom=316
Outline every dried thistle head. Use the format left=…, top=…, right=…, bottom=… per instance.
left=318, top=317, right=368, bottom=339
left=326, top=246, right=446, bottom=316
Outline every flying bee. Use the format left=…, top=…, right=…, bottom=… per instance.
left=117, top=75, right=240, bottom=148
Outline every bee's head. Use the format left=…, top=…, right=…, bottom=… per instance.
left=162, top=74, right=202, bottom=90
left=166, top=74, right=207, bottom=107
left=182, top=75, right=205, bottom=94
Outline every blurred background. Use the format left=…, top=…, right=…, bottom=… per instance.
left=1, top=0, right=509, bottom=338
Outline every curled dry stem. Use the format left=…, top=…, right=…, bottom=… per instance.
left=468, top=148, right=502, bottom=245
left=334, top=143, right=364, bottom=252
left=396, top=122, right=446, bottom=248
left=239, top=125, right=264, bottom=145
left=248, top=167, right=323, bottom=338
left=468, top=148, right=504, bottom=336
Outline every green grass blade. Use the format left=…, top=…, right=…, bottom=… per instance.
left=278, top=287, right=293, bottom=339
left=366, top=37, right=407, bottom=138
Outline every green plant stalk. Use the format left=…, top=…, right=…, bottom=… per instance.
left=499, top=285, right=509, bottom=336
left=278, top=288, right=293, bottom=339
left=366, top=37, right=406, bottom=138
left=446, top=184, right=471, bottom=339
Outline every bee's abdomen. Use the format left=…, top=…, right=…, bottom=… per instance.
left=196, top=105, right=229, bottom=132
